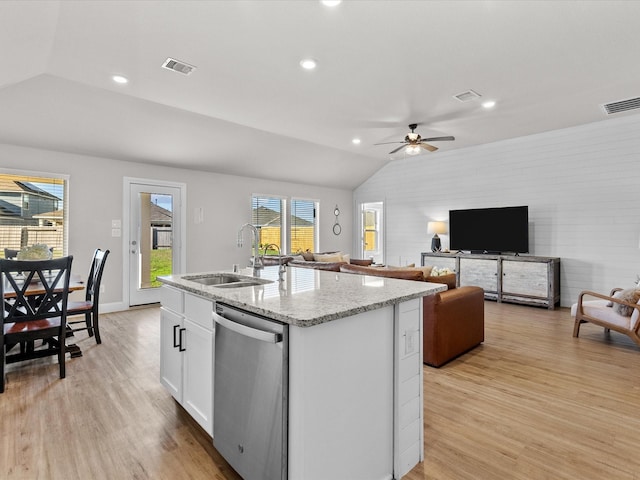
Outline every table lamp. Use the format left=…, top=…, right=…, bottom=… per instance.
left=427, top=221, right=447, bottom=252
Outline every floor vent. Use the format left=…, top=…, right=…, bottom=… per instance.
left=162, top=57, right=196, bottom=75
left=453, top=90, right=481, bottom=102
left=602, top=96, right=640, bottom=115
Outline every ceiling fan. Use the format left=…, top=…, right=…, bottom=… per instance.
left=375, top=123, right=455, bottom=155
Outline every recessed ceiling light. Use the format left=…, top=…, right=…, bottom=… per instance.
left=321, top=0, right=342, bottom=6
left=300, top=58, right=317, bottom=70
left=482, top=100, right=496, bottom=109
left=352, top=138, right=361, bottom=145
left=112, top=75, right=128, bottom=84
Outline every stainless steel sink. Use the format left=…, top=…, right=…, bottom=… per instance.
left=184, top=274, right=244, bottom=286
left=183, top=274, right=273, bottom=288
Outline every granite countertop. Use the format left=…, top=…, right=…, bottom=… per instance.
left=158, top=266, right=447, bottom=327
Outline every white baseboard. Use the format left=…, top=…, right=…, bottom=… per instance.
left=99, top=302, right=129, bottom=314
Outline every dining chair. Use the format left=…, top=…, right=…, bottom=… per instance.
left=67, top=249, right=110, bottom=344
left=4, top=248, right=18, bottom=260
left=0, top=256, right=73, bottom=393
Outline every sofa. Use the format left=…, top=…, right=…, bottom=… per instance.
left=324, top=263, right=485, bottom=367
left=262, top=251, right=373, bottom=271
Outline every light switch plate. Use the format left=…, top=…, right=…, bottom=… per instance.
left=112, top=228, right=121, bottom=237
left=111, top=219, right=122, bottom=228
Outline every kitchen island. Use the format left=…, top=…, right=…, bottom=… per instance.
left=159, top=266, right=446, bottom=480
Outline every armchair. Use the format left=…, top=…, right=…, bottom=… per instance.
left=572, top=288, right=640, bottom=347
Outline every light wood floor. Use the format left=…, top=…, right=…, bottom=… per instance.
left=2, top=302, right=640, bottom=479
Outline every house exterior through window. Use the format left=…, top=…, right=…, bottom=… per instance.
left=0, top=173, right=67, bottom=258
left=251, top=195, right=317, bottom=254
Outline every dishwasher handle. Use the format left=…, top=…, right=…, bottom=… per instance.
left=214, top=312, right=282, bottom=344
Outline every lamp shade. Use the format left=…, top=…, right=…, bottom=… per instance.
left=427, top=221, right=447, bottom=235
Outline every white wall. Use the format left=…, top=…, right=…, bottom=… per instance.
left=355, top=112, right=640, bottom=307
left=0, top=144, right=353, bottom=311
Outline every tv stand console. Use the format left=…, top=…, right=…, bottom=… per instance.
left=421, top=252, right=560, bottom=309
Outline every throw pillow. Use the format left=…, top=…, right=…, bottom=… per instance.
left=613, top=288, right=640, bottom=316
left=431, top=266, right=454, bottom=276
left=301, top=250, right=315, bottom=261
left=416, top=266, right=433, bottom=278
left=314, top=252, right=344, bottom=263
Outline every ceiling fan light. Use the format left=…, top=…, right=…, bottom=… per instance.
left=406, top=145, right=421, bottom=155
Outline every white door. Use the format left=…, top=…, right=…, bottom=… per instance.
left=360, top=201, right=384, bottom=264
left=127, top=180, right=184, bottom=306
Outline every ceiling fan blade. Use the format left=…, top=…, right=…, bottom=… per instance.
left=374, top=141, right=406, bottom=146
left=421, top=136, right=455, bottom=142
left=420, top=143, right=438, bottom=152
left=388, top=144, right=407, bottom=154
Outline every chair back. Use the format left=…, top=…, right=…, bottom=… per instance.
left=85, top=249, right=110, bottom=303
left=3, top=248, right=18, bottom=260
left=1, top=256, right=73, bottom=325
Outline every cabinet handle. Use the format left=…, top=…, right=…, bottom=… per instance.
left=173, top=324, right=180, bottom=348
left=178, top=328, right=186, bottom=352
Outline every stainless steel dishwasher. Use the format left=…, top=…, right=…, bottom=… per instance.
left=213, top=302, right=288, bottom=480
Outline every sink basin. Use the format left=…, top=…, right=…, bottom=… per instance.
left=183, top=274, right=273, bottom=288
left=184, top=274, right=244, bottom=286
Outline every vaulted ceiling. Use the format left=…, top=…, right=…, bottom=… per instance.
left=2, top=1, right=640, bottom=189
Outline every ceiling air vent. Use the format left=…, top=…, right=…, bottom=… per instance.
left=453, top=90, right=481, bottom=103
left=602, top=96, right=640, bottom=115
left=162, top=57, right=196, bottom=75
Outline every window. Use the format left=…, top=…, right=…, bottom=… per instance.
left=290, top=198, right=316, bottom=253
left=252, top=195, right=285, bottom=255
left=251, top=195, right=318, bottom=254
left=0, top=173, right=67, bottom=258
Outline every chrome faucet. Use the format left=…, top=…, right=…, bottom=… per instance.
left=237, top=223, right=263, bottom=269
left=262, top=243, right=286, bottom=282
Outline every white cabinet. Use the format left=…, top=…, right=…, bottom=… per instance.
left=288, top=300, right=423, bottom=480
left=160, top=286, right=214, bottom=435
left=160, top=306, right=183, bottom=399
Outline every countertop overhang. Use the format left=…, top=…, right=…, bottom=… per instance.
left=159, top=266, right=447, bottom=327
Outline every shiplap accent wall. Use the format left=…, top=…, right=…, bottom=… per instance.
left=354, top=113, right=640, bottom=307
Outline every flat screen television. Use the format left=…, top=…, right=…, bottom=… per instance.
left=449, top=206, right=529, bottom=254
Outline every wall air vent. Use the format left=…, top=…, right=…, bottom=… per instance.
left=453, top=90, right=481, bottom=103
left=602, top=97, right=640, bottom=115
left=162, top=57, right=196, bottom=75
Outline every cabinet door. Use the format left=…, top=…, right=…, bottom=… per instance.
left=502, top=260, right=549, bottom=298
left=160, top=307, right=183, bottom=402
left=422, top=254, right=456, bottom=272
left=183, top=317, right=214, bottom=436
left=459, top=258, right=498, bottom=292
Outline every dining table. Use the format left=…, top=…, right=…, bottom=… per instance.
left=2, top=279, right=86, bottom=358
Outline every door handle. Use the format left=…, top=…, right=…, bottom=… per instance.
left=214, top=312, right=282, bottom=343
left=178, top=328, right=186, bottom=351
left=173, top=324, right=180, bottom=348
